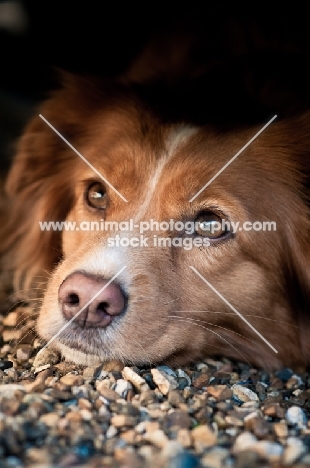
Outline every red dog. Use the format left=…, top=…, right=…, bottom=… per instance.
left=1, top=75, right=310, bottom=370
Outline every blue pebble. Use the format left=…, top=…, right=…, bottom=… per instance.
left=73, top=440, right=95, bottom=458
left=169, top=452, right=200, bottom=468
left=275, top=368, right=293, bottom=382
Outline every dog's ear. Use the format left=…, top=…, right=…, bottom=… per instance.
left=1, top=90, right=78, bottom=295
left=277, top=113, right=310, bottom=360
left=284, top=225, right=310, bottom=361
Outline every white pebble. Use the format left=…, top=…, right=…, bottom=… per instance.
left=233, top=432, right=257, bottom=453
left=114, top=379, right=132, bottom=398
left=0, top=384, right=25, bottom=398
left=252, top=441, right=283, bottom=461
left=285, top=406, right=307, bottom=428
left=34, top=364, right=51, bottom=374
left=283, top=437, right=306, bottom=465
left=231, top=384, right=259, bottom=402
left=106, top=425, right=118, bottom=438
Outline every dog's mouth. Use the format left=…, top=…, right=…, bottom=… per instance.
left=52, top=325, right=110, bottom=354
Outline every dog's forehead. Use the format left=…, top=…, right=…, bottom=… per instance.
left=78, top=121, right=201, bottom=181
left=73, top=110, right=286, bottom=219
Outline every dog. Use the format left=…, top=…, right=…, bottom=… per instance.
left=1, top=72, right=310, bottom=371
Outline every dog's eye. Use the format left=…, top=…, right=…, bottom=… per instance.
left=86, top=182, right=107, bottom=209
left=195, top=212, right=227, bottom=238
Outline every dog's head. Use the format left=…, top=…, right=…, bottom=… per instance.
left=2, top=76, right=310, bottom=369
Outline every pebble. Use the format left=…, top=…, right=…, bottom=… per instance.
left=0, top=360, right=13, bottom=371
left=192, top=372, right=210, bottom=389
left=157, top=365, right=177, bottom=376
left=2, top=311, right=19, bottom=327
left=151, top=368, right=178, bottom=395
left=80, top=408, right=93, bottom=421
left=0, top=384, right=25, bottom=398
left=244, top=411, right=270, bottom=437
left=201, top=447, right=229, bottom=468
left=26, top=447, right=52, bottom=465
left=233, top=432, right=257, bottom=453
left=32, top=348, right=59, bottom=368
left=286, top=374, right=304, bottom=389
left=263, top=402, right=285, bottom=418
left=114, top=378, right=133, bottom=398
left=191, top=425, right=217, bottom=451
left=207, top=384, right=232, bottom=400
left=33, top=364, right=51, bottom=374
left=122, top=366, right=150, bottom=392
left=120, top=429, right=136, bottom=444
left=40, top=412, right=60, bottom=427
left=144, top=429, right=169, bottom=448
left=282, top=437, right=306, bottom=465
left=273, top=422, right=288, bottom=439
left=82, top=364, right=107, bottom=379
left=161, top=440, right=184, bottom=460
left=16, top=345, right=32, bottom=362
left=176, top=369, right=192, bottom=387
left=168, top=452, right=200, bottom=468
left=177, top=429, right=192, bottom=448
left=231, top=384, right=259, bottom=402
left=111, top=414, right=137, bottom=428
left=235, top=450, right=262, bottom=468
left=164, top=410, right=192, bottom=430
left=115, top=448, right=143, bottom=467
left=275, top=368, right=294, bottom=382
left=102, top=360, right=124, bottom=372
left=168, top=389, right=186, bottom=408
left=106, top=425, right=118, bottom=438
left=96, top=383, right=119, bottom=401
left=285, top=406, right=307, bottom=428
left=2, top=329, right=22, bottom=342
left=78, top=398, right=92, bottom=410
left=251, top=441, right=283, bottom=461
left=59, top=373, right=84, bottom=386
left=4, top=456, right=23, bottom=468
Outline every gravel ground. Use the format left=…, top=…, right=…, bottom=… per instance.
left=1, top=306, right=310, bottom=468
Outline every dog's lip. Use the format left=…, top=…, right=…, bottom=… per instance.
left=70, top=312, right=114, bottom=329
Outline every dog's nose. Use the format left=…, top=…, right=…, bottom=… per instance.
left=59, top=272, right=125, bottom=328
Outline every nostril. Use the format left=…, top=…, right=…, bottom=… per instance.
left=66, top=293, right=80, bottom=306
left=97, top=302, right=109, bottom=312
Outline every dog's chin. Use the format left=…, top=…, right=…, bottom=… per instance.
left=53, top=342, right=104, bottom=366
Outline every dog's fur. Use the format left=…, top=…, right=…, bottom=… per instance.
left=1, top=74, right=310, bottom=370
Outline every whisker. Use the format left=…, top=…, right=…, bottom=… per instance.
left=1, top=286, right=45, bottom=306
left=170, top=316, right=254, bottom=344
left=10, top=327, right=38, bottom=354
left=169, top=316, right=252, bottom=367
left=172, top=311, right=306, bottom=331
left=8, top=313, right=38, bottom=333
left=118, top=328, right=154, bottom=367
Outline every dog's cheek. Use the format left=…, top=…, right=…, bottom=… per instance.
left=62, top=230, right=84, bottom=256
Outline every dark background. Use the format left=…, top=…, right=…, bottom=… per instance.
left=1, top=1, right=310, bottom=171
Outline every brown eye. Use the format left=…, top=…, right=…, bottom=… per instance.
left=195, top=212, right=228, bottom=239
left=86, top=182, right=107, bottom=209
